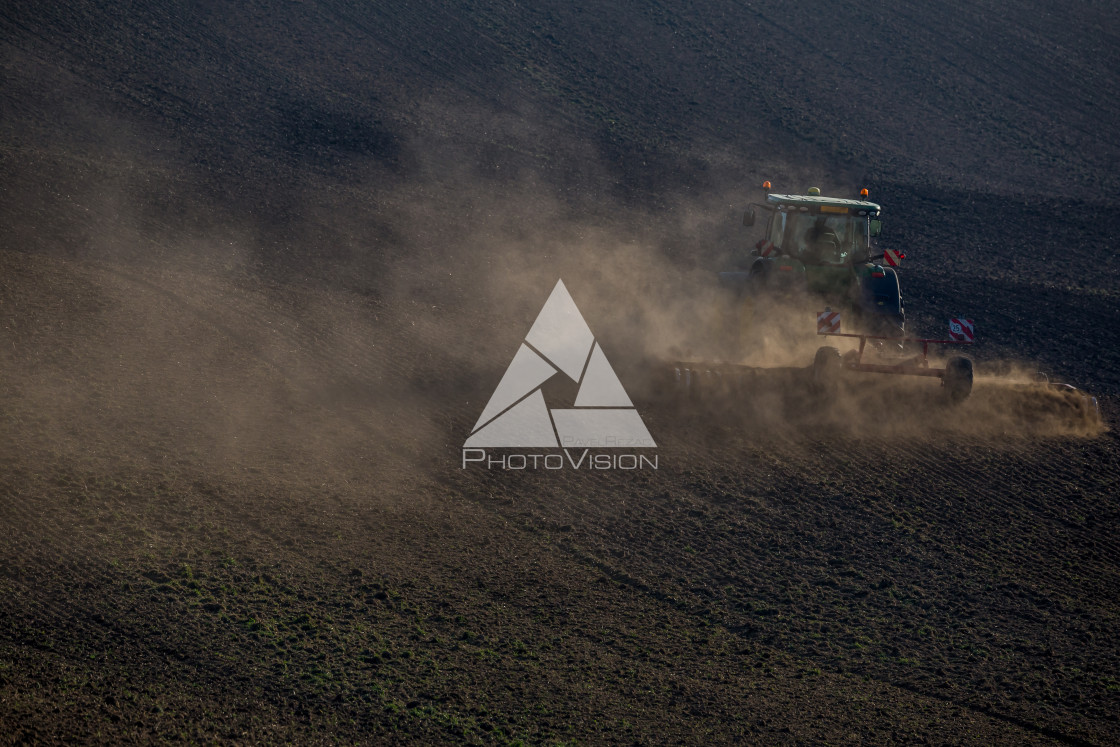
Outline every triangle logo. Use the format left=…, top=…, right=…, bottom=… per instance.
left=465, top=280, right=655, bottom=449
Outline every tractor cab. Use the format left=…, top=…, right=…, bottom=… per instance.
left=766, top=206, right=871, bottom=265
left=748, top=189, right=881, bottom=267
left=728, top=186, right=903, bottom=337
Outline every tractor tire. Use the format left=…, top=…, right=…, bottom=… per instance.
left=813, top=346, right=843, bottom=396
left=943, top=356, right=973, bottom=403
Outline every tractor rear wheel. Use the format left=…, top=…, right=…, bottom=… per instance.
left=943, top=356, right=973, bottom=403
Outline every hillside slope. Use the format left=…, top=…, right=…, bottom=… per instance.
left=2, top=1, right=1119, bottom=743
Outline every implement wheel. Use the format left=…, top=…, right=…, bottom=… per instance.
left=943, top=356, right=973, bottom=403
left=813, top=346, right=842, bottom=396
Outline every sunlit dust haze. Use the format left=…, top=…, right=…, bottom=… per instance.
left=0, top=79, right=1107, bottom=511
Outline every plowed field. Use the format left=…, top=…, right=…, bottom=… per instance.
left=2, top=244, right=1117, bottom=744
left=3, top=0, right=1119, bottom=743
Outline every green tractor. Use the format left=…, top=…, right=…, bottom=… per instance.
left=703, top=184, right=974, bottom=402
left=668, top=184, right=1100, bottom=419
left=721, top=185, right=903, bottom=342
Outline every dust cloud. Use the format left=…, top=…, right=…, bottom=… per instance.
left=0, top=99, right=1105, bottom=500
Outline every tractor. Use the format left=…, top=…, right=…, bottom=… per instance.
left=665, top=183, right=1100, bottom=426
left=675, top=183, right=975, bottom=403
left=726, top=185, right=902, bottom=339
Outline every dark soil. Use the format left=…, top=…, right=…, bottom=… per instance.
left=2, top=1, right=1119, bottom=744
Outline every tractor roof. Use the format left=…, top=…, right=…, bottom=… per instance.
left=767, top=193, right=881, bottom=215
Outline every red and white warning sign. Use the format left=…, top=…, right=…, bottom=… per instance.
left=884, top=248, right=902, bottom=267
left=757, top=239, right=778, bottom=257
left=817, top=310, right=841, bottom=335
left=948, top=318, right=975, bottom=342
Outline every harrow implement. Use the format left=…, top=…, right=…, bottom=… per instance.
left=812, top=312, right=975, bottom=402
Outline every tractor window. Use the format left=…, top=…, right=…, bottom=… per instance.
left=766, top=211, right=787, bottom=247
left=850, top=220, right=870, bottom=261
left=784, top=213, right=867, bottom=266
